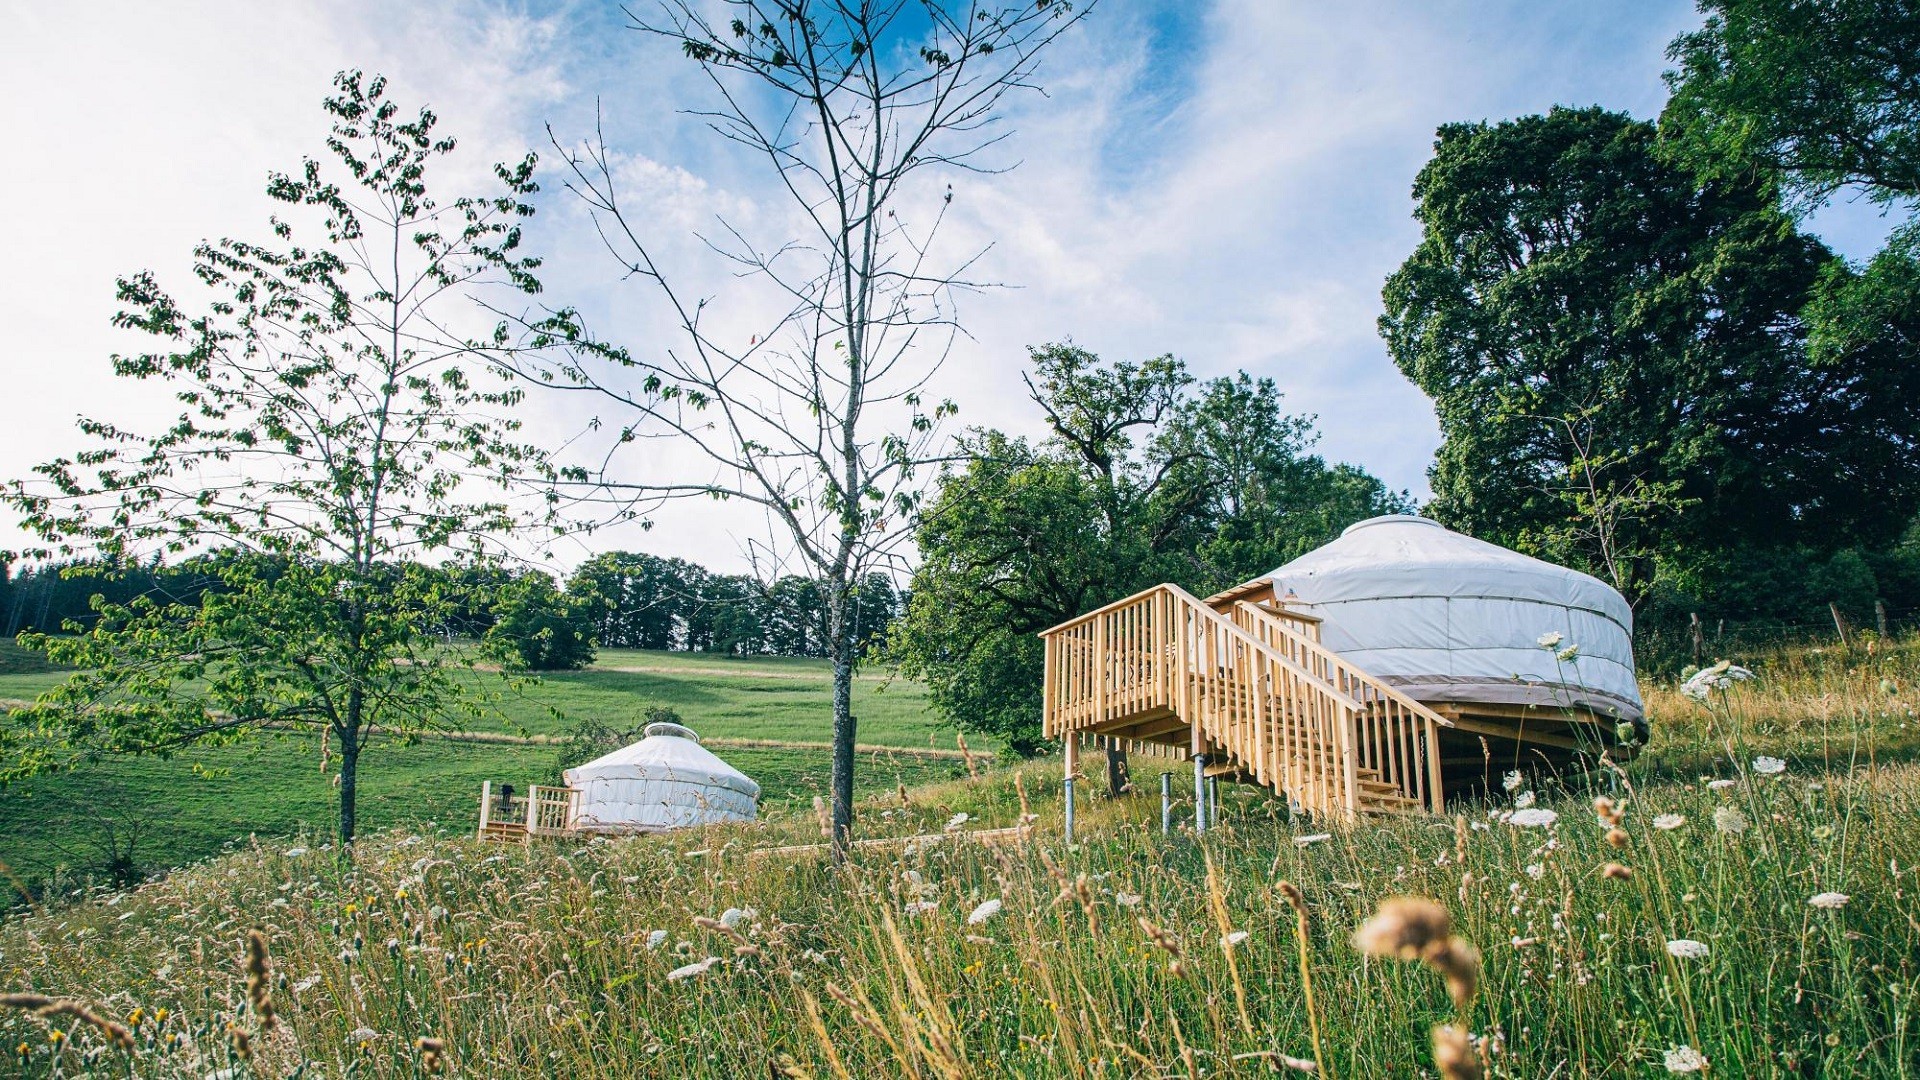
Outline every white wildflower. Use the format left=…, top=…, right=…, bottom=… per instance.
left=667, top=957, right=720, bottom=982
left=1537, top=631, right=1564, bottom=649
left=906, top=900, right=940, bottom=916
left=1507, top=808, right=1559, bottom=828
left=967, top=899, right=1003, bottom=925
left=349, top=1027, right=380, bottom=1042
left=1707, top=779, right=1737, bottom=791
left=1525, top=863, right=1545, bottom=880
left=1502, top=770, right=1525, bottom=793
left=1556, top=644, right=1580, bottom=662
left=1221, top=930, right=1250, bottom=948
left=1665, top=939, right=1710, bottom=960
left=1807, top=892, right=1850, bottom=910
left=646, top=930, right=668, bottom=950
left=293, top=974, right=322, bottom=993
left=1294, top=833, right=1333, bottom=847
left=283, top=847, right=308, bottom=858
left=1115, top=892, right=1143, bottom=908
left=1750, top=756, right=1787, bottom=776
left=944, top=812, right=971, bottom=831
left=1663, top=1044, right=1708, bottom=1073
left=1680, top=660, right=1756, bottom=701
left=1653, top=814, right=1686, bottom=831
left=718, top=907, right=755, bottom=930
left=1713, top=806, right=1749, bottom=834
left=1513, top=790, right=1537, bottom=809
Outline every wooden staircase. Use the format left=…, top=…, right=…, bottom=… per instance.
left=1040, top=583, right=1453, bottom=819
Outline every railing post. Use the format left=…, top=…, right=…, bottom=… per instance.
left=478, top=780, right=491, bottom=837
left=1339, top=707, right=1360, bottom=817
left=1426, top=716, right=1446, bottom=814
left=525, top=786, right=540, bottom=837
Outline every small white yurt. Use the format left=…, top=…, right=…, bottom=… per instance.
left=563, top=722, right=761, bottom=832
left=1270, top=515, right=1643, bottom=726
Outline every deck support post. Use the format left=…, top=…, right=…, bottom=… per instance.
left=1063, top=735, right=1078, bottom=844
left=1193, top=753, right=1208, bottom=834
left=1209, top=776, right=1220, bottom=826
left=1160, top=772, right=1172, bottom=836
left=477, top=780, right=492, bottom=838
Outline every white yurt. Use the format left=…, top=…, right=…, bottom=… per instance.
left=563, top=722, right=761, bottom=832
left=1270, top=515, right=1643, bottom=727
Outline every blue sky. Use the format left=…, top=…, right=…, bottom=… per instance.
left=2, top=0, right=1906, bottom=571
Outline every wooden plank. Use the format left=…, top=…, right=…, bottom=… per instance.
left=1443, top=715, right=1586, bottom=751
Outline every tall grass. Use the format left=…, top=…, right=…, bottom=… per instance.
left=2, top=666, right=1918, bottom=1076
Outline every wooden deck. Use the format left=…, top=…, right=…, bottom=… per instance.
left=476, top=782, right=579, bottom=843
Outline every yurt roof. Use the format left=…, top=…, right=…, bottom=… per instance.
left=1271, top=515, right=1631, bottom=634
left=566, top=723, right=762, bottom=800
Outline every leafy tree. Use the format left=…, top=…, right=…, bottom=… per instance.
left=1379, top=107, right=1920, bottom=602
left=2, top=72, right=565, bottom=843
left=566, top=552, right=695, bottom=650
left=527, top=1, right=1093, bottom=849
left=895, top=346, right=1404, bottom=754
left=1662, top=0, right=1920, bottom=215
left=489, top=570, right=596, bottom=671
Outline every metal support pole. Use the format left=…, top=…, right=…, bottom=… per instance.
left=1160, top=772, right=1172, bottom=836
left=1193, top=754, right=1208, bottom=834
left=1209, top=776, right=1220, bottom=826
left=1063, top=734, right=1078, bottom=844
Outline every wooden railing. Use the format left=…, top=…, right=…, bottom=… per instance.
left=476, top=781, right=580, bottom=840
left=1040, top=583, right=1444, bottom=817
left=1233, top=603, right=1450, bottom=813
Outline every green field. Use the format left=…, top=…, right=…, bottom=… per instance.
left=0, top=644, right=971, bottom=895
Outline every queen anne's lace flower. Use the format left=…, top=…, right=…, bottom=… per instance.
left=1664, top=1045, right=1709, bottom=1073
left=1653, top=813, right=1686, bottom=831
left=1807, top=892, right=1850, bottom=910
left=1507, top=808, right=1558, bottom=828
left=1537, top=631, right=1564, bottom=649
left=1751, top=756, right=1787, bottom=776
left=967, top=899, right=1003, bottom=925
left=1680, top=660, right=1756, bottom=701
left=667, top=957, right=720, bottom=982
left=1713, top=807, right=1749, bottom=834
left=1665, top=939, right=1711, bottom=960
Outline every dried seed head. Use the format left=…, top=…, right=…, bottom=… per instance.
left=1352, top=897, right=1452, bottom=960
left=1276, top=880, right=1307, bottom=916
left=773, top=1053, right=813, bottom=1079
left=229, top=1021, right=253, bottom=1060
left=417, top=1036, right=447, bottom=1074
left=897, top=782, right=910, bottom=807
left=2, top=995, right=133, bottom=1050
left=1602, top=862, right=1634, bottom=880
left=1592, top=796, right=1622, bottom=827
left=245, top=928, right=276, bottom=1030
left=1432, top=1025, right=1484, bottom=1080
left=1605, top=827, right=1630, bottom=849
left=1431, top=938, right=1480, bottom=1011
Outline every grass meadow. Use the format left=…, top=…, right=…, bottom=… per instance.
left=1, top=641, right=1919, bottom=1076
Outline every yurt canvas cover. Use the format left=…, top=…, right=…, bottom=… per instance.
left=1270, top=516, right=1642, bottom=722
left=563, top=723, right=760, bottom=832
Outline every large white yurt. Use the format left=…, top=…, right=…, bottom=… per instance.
left=1269, top=515, right=1644, bottom=728
left=563, top=722, right=761, bottom=832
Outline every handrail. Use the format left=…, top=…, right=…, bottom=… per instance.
left=1232, top=603, right=1452, bottom=728
left=1038, top=582, right=1186, bottom=639
left=1164, top=584, right=1365, bottom=710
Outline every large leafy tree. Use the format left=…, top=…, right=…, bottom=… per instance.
left=894, top=345, right=1405, bottom=754
left=1662, top=0, right=1920, bottom=216
left=1380, top=107, right=1920, bottom=603
left=2, top=72, right=565, bottom=843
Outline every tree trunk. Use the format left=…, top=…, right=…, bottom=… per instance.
left=339, top=693, right=362, bottom=845
left=829, top=617, right=856, bottom=856
left=1106, top=743, right=1131, bottom=797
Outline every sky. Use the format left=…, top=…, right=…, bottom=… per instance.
left=1, top=0, right=1904, bottom=575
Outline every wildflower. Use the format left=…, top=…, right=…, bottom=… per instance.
left=283, top=847, right=308, bottom=858
left=1502, top=770, right=1524, bottom=793
left=1536, top=631, right=1563, bottom=649
left=944, top=812, right=971, bottom=831
left=1506, top=808, right=1558, bottom=828
left=1807, top=892, right=1850, bottom=910
left=1513, top=791, right=1537, bottom=809
left=1751, top=756, right=1787, bottom=776
left=1221, top=930, right=1250, bottom=948
left=1115, top=892, right=1143, bottom=908
left=1713, top=807, right=1749, bottom=834
left=718, top=907, right=755, bottom=930
left=1294, top=833, right=1332, bottom=847
left=1556, top=644, right=1580, bottom=662
left=1663, top=1044, right=1708, bottom=1073
left=1707, top=778, right=1737, bottom=791
left=667, top=957, right=720, bottom=982
left=1665, top=939, right=1710, bottom=960
left=905, top=900, right=940, bottom=916
left=1653, top=813, right=1685, bottom=831
left=967, top=899, right=1003, bottom=925
left=645, top=930, right=668, bottom=950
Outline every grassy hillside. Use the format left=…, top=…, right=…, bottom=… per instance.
left=0, top=649, right=972, bottom=894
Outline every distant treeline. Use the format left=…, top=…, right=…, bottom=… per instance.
left=0, top=552, right=903, bottom=664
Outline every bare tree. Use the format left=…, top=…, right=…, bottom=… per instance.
left=514, top=0, right=1092, bottom=848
